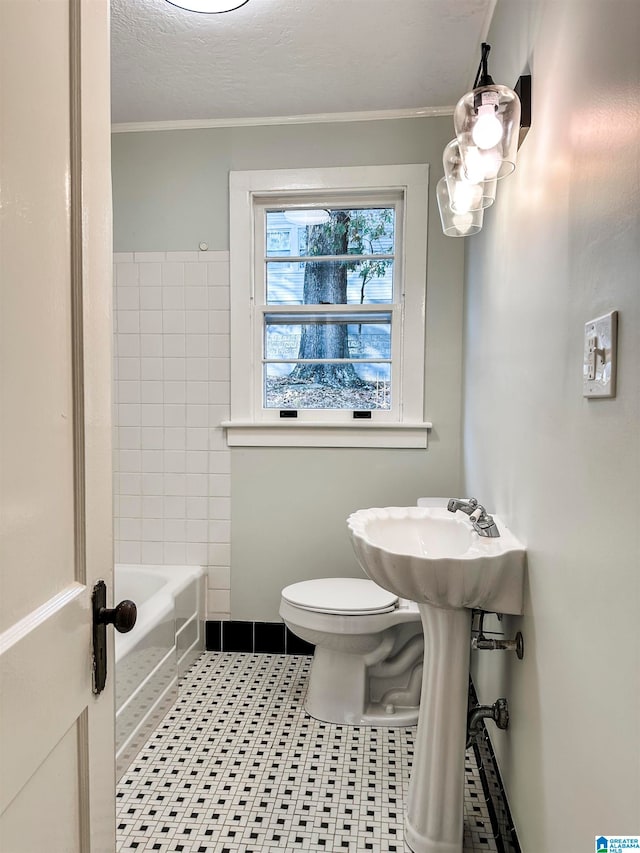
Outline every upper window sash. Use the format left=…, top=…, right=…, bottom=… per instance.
left=258, top=201, right=401, bottom=310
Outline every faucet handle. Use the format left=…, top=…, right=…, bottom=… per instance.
left=447, top=497, right=478, bottom=515
left=471, top=506, right=501, bottom=537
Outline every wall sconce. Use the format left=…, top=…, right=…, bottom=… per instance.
left=437, top=43, right=532, bottom=237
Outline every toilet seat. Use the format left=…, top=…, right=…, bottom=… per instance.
left=281, top=578, right=398, bottom=616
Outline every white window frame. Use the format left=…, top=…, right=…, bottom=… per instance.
left=225, top=165, right=432, bottom=448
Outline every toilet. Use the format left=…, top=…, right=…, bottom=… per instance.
left=280, top=577, right=423, bottom=726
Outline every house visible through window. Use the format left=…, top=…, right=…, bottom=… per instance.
left=227, top=165, right=431, bottom=448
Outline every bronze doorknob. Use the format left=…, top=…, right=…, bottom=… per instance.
left=97, top=599, right=137, bottom=633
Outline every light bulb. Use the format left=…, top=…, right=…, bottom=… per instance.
left=463, top=144, right=502, bottom=182
left=452, top=212, right=474, bottom=235
left=436, top=177, right=483, bottom=237
left=472, top=105, right=504, bottom=149
left=462, top=146, right=485, bottom=183
left=451, top=180, right=483, bottom=214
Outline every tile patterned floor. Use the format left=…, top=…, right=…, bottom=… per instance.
left=117, top=653, right=498, bottom=852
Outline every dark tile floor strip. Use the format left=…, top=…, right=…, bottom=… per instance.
left=117, top=652, right=498, bottom=852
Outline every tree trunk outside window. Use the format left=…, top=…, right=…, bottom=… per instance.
left=289, top=210, right=365, bottom=387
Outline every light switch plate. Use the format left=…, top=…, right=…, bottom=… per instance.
left=583, top=310, right=618, bottom=398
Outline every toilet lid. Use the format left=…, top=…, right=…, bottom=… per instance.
left=281, top=578, right=398, bottom=615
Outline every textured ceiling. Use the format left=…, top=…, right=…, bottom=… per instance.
left=111, top=0, right=496, bottom=125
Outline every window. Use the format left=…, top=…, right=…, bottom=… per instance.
left=227, top=165, right=431, bottom=447
left=263, top=205, right=395, bottom=413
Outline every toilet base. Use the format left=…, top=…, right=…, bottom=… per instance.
left=305, top=645, right=420, bottom=727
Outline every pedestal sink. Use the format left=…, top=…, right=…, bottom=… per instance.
left=347, top=504, right=526, bottom=853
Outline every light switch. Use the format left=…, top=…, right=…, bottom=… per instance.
left=583, top=310, right=618, bottom=398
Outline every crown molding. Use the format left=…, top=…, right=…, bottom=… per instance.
left=111, top=105, right=454, bottom=134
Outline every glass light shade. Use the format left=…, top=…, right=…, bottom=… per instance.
left=283, top=209, right=331, bottom=226
left=165, top=0, right=249, bottom=12
left=459, top=141, right=504, bottom=183
left=436, top=178, right=483, bottom=237
left=454, top=84, right=521, bottom=180
left=443, top=139, right=496, bottom=212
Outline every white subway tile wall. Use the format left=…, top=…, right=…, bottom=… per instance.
left=113, top=251, right=231, bottom=620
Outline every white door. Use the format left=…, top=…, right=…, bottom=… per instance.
left=0, top=1, right=115, bottom=851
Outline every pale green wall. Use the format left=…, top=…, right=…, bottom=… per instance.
left=112, top=117, right=466, bottom=620
left=231, top=447, right=453, bottom=619
left=113, top=118, right=455, bottom=252
left=463, top=1, right=640, bottom=850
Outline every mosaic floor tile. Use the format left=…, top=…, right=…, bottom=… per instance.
left=117, top=653, right=498, bottom=853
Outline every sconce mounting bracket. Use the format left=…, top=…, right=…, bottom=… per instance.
left=515, top=75, right=532, bottom=149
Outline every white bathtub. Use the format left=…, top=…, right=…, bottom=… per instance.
left=114, top=564, right=205, bottom=778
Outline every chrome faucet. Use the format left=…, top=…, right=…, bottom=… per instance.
left=447, top=497, right=501, bottom=538
left=446, top=497, right=478, bottom=516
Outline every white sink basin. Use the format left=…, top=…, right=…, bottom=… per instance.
left=347, top=505, right=525, bottom=614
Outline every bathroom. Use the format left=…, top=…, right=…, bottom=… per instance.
left=1, top=0, right=638, bottom=852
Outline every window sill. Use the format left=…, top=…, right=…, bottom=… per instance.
left=222, top=421, right=432, bottom=448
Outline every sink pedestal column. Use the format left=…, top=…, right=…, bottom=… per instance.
left=404, top=603, right=472, bottom=853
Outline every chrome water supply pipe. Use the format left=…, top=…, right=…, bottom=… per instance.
left=471, top=610, right=524, bottom=659
left=467, top=698, right=509, bottom=749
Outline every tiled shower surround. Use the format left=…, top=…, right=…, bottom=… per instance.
left=113, top=250, right=231, bottom=619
